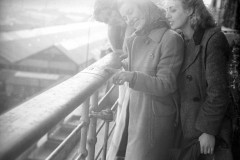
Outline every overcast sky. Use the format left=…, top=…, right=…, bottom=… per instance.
left=0, top=0, right=95, bottom=13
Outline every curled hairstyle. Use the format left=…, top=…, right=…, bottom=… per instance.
left=93, top=0, right=117, bottom=22
left=117, top=0, right=169, bottom=31
left=180, top=0, right=216, bottom=30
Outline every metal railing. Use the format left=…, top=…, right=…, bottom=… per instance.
left=0, top=53, right=121, bottom=160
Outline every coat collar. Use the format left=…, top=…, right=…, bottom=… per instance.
left=180, top=27, right=205, bottom=73
left=192, top=27, right=205, bottom=45
left=134, top=20, right=169, bottom=43
left=180, top=42, right=202, bottom=73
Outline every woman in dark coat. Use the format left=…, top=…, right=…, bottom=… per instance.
left=106, top=0, right=184, bottom=160
left=166, top=0, right=233, bottom=159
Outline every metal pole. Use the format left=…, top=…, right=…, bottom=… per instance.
left=78, top=99, right=90, bottom=160
left=87, top=92, right=98, bottom=160
left=101, top=121, right=110, bottom=160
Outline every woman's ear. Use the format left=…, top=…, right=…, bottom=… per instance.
left=187, top=8, right=194, bottom=17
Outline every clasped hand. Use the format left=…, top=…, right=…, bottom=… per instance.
left=113, top=71, right=134, bottom=85
left=105, top=68, right=134, bottom=85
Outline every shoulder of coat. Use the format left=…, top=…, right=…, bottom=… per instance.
left=160, top=29, right=184, bottom=46
left=202, top=27, right=222, bottom=43
left=148, top=27, right=169, bottom=43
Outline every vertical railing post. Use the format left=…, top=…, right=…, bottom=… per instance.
left=101, top=121, right=110, bottom=160
left=87, top=92, right=98, bottom=160
left=77, top=98, right=90, bottom=160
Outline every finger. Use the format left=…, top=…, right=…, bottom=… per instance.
left=112, top=75, right=119, bottom=83
left=200, top=144, right=203, bottom=154
left=118, top=79, right=124, bottom=85
left=203, top=146, right=208, bottom=154
left=207, top=147, right=211, bottom=154
left=114, top=79, right=124, bottom=85
left=210, top=148, right=214, bottom=154
left=120, top=53, right=128, bottom=60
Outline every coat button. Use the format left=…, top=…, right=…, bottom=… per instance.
left=193, top=97, right=200, bottom=102
left=186, top=75, right=193, bottom=81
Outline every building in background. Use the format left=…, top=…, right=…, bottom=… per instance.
left=0, top=0, right=109, bottom=113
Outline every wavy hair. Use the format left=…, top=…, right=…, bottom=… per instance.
left=93, top=0, right=117, bottom=22
left=117, top=0, right=169, bottom=31
left=180, top=0, right=216, bottom=30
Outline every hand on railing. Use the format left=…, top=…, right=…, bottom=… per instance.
left=113, top=49, right=127, bottom=60
left=104, top=68, right=135, bottom=85
left=89, top=108, right=113, bottom=122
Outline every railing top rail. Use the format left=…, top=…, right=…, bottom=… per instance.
left=0, top=53, right=121, bottom=160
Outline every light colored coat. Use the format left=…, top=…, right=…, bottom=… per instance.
left=107, top=26, right=184, bottom=160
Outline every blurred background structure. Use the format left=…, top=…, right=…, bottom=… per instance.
left=0, top=0, right=110, bottom=114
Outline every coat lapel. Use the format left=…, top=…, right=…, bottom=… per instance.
left=181, top=27, right=205, bottom=73
left=128, top=28, right=168, bottom=71
left=181, top=42, right=202, bottom=73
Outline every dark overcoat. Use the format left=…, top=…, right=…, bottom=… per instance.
left=179, top=27, right=232, bottom=147
left=107, top=26, right=184, bottom=160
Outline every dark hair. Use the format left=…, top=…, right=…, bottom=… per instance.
left=93, top=0, right=117, bottom=22
left=179, top=0, right=216, bottom=30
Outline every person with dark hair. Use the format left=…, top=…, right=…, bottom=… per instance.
left=93, top=0, right=135, bottom=122
left=106, top=0, right=184, bottom=159
left=93, top=0, right=132, bottom=51
left=166, top=0, right=233, bottom=159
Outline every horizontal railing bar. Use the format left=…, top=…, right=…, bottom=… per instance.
left=97, top=85, right=116, bottom=108
left=46, top=121, right=85, bottom=160
left=0, top=53, right=121, bottom=160
left=111, top=100, right=118, bottom=111
left=95, top=144, right=103, bottom=160
left=108, top=121, right=116, bottom=137
left=97, top=121, right=105, bottom=135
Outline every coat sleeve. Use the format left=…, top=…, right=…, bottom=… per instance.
left=130, top=31, right=184, bottom=96
left=107, top=25, right=125, bottom=50
left=195, top=31, right=230, bottom=136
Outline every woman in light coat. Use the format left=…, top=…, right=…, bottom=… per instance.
left=106, top=0, right=184, bottom=159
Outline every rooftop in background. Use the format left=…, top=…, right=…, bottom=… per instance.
left=0, top=21, right=108, bottom=64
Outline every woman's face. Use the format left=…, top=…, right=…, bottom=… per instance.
left=119, top=2, right=146, bottom=31
left=165, top=0, right=190, bottom=30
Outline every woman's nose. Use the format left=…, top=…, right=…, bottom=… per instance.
left=166, top=11, right=171, bottom=19
left=125, top=17, right=130, bottom=25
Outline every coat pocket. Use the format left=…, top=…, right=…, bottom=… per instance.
left=149, top=108, right=175, bottom=148
left=151, top=97, right=176, bottom=117
left=149, top=97, right=176, bottom=146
